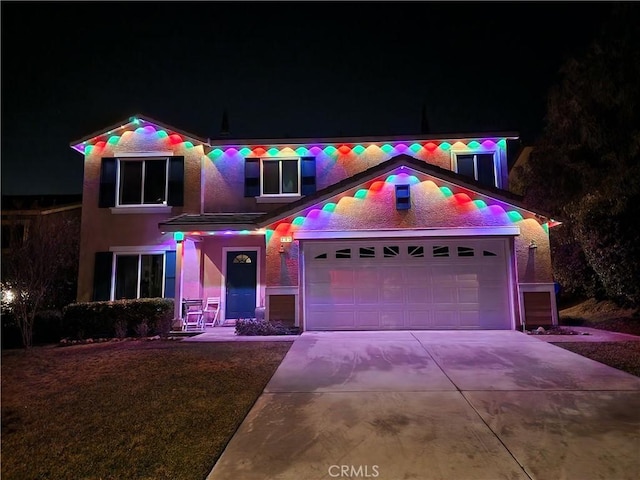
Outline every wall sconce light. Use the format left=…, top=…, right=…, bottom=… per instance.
left=174, top=231, right=185, bottom=243
left=529, top=240, right=537, bottom=249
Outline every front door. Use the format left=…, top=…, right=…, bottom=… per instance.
left=225, top=250, right=257, bottom=319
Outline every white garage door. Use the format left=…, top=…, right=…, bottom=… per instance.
left=303, top=238, right=512, bottom=330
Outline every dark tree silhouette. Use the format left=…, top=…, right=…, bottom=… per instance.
left=2, top=214, right=79, bottom=348
left=514, top=4, right=640, bottom=305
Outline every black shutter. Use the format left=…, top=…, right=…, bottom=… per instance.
left=301, top=156, right=316, bottom=195
left=93, top=251, right=113, bottom=301
left=244, top=158, right=260, bottom=197
left=98, top=158, right=117, bottom=207
left=167, top=156, right=184, bottom=206
left=164, top=250, right=176, bottom=298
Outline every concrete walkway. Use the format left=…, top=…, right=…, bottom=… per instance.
left=206, top=330, right=640, bottom=480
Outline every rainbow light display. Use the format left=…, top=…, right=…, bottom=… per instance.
left=263, top=171, right=546, bottom=242
left=73, top=117, right=509, bottom=159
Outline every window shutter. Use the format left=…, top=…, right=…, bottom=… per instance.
left=167, top=156, right=184, bottom=206
left=301, top=156, right=316, bottom=195
left=98, top=158, right=117, bottom=207
left=164, top=250, right=176, bottom=299
left=93, top=251, right=113, bottom=301
left=244, top=158, right=260, bottom=197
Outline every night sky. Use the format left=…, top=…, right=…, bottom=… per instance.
left=1, top=1, right=615, bottom=195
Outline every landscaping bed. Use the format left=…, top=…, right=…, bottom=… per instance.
left=1, top=340, right=292, bottom=480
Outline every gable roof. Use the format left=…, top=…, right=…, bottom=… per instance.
left=157, top=154, right=555, bottom=233
left=256, top=154, right=552, bottom=227
left=69, top=114, right=211, bottom=153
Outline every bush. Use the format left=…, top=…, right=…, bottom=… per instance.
left=62, top=298, right=174, bottom=340
left=235, top=318, right=297, bottom=336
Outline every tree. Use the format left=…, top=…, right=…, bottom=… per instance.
left=1, top=213, right=80, bottom=348
left=515, top=3, right=640, bottom=306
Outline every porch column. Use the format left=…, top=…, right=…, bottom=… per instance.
left=174, top=239, right=184, bottom=321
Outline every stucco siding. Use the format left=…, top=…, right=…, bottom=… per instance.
left=264, top=172, right=553, bottom=288
left=76, top=131, right=203, bottom=302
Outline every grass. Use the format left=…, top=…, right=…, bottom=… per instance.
left=1, top=340, right=292, bottom=480
left=555, top=298, right=640, bottom=377
left=560, top=298, right=640, bottom=336
left=553, top=342, right=640, bottom=377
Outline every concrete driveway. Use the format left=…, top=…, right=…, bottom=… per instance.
left=207, top=330, right=640, bottom=480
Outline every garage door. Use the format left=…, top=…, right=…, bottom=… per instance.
left=303, top=238, right=512, bottom=330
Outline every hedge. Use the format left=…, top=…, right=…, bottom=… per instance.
left=61, top=298, right=174, bottom=340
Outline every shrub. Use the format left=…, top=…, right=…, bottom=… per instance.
left=235, top=318, right=296, bottom=336
left=114, top=319, right=128, bottom=339
left=135, top=320, right=150, bottom=338
left=62, top=298, right=174, bottom=340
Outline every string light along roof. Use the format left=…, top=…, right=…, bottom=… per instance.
left=70, top=114, right=519, bottom=157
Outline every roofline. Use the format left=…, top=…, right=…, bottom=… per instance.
left=206, top=131, right=520, bottom=147
left=256, top=155, right=552, bottom=228
left=69, top=113, right=211, bottom=149
left=1, top=203, right=82, bottom=216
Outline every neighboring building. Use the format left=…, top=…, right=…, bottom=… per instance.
left=1, top=194, right=82, bottom=255
left=70, top=114, right=560, bottom=331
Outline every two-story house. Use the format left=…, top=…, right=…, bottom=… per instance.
left=70, top=114, right=559, bottom=331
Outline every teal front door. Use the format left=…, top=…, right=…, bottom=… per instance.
left=225, top=251, right=257, bottom=319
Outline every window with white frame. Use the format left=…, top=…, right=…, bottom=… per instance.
left=454, top=152, right=497, bottom=188
left=261, top=158, right=300, bottom=195
left=118, top=158, right=168, bottom=205
left=113, top=253, right=164, bottom=299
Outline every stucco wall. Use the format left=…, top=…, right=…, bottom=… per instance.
left=76, top=131, right=204, bottom=302
left=202, top=140, right=508, bottom=213
left=264, top=171, right=553, bottom=288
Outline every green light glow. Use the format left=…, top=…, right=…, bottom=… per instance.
left=173, top=232, right=185, bottom=242
left=498, top=139, right=507, bottom=148
left=542, top=223, right=549, bottom=234
left=468, top=141, right=480, bottom=149
left=322, top=203, right=337, bottom=212
left=324, top=146, right=337, bottom=155
left=85, top=145, right=94, bottom=155
left=352, top=145, right=365, bottom=154
left=132, top=118, right=140, bottom=125
left=381, top=144, right=394, bottom=154
left=268, top=147, right=280, bottom=156
left=292, top=216, right=305, bottom=226
left=107, top=136, right=119, bottom=145
left=473, top=199, right=487, bottom=209
left=239, top=230, right=251, bottom=235
left=440, top=186, right=453, bottom=197
left=440, top=142, right=451, bottom=150
left=183, top=141, right=194, bottom=149
left=507, top=211, right=523, bottom=222
left=296, top=147, right=309, bottom=156
left=354, top=189, right=368, bottom=199
left=156, top=130, right=168, bottom=138
left=409, top=143, right=422, bottom=152
left=210, top=148, right=224, bottom=157
left=239, top=148, right=252, bottom=156
left=265, top=229, right=274, bottom=243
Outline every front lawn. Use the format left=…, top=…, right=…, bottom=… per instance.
left=552, top=341, right=640, bottom=377
left=1, top=340, right=292, bottom=480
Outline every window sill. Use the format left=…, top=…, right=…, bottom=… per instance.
left=110, top=206, right=173, bottom=214
left=255, top=196, right=302, bottom=204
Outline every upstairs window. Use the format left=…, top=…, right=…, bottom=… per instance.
left=244, top=156, right=316, bottom=198
left=454, top=153, right=497, bottom=188
left=99, top=156, right=184, bottom=208
left=262, top=158, right=299, bottom=195
left=119, top=158, right=167, bottom=205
